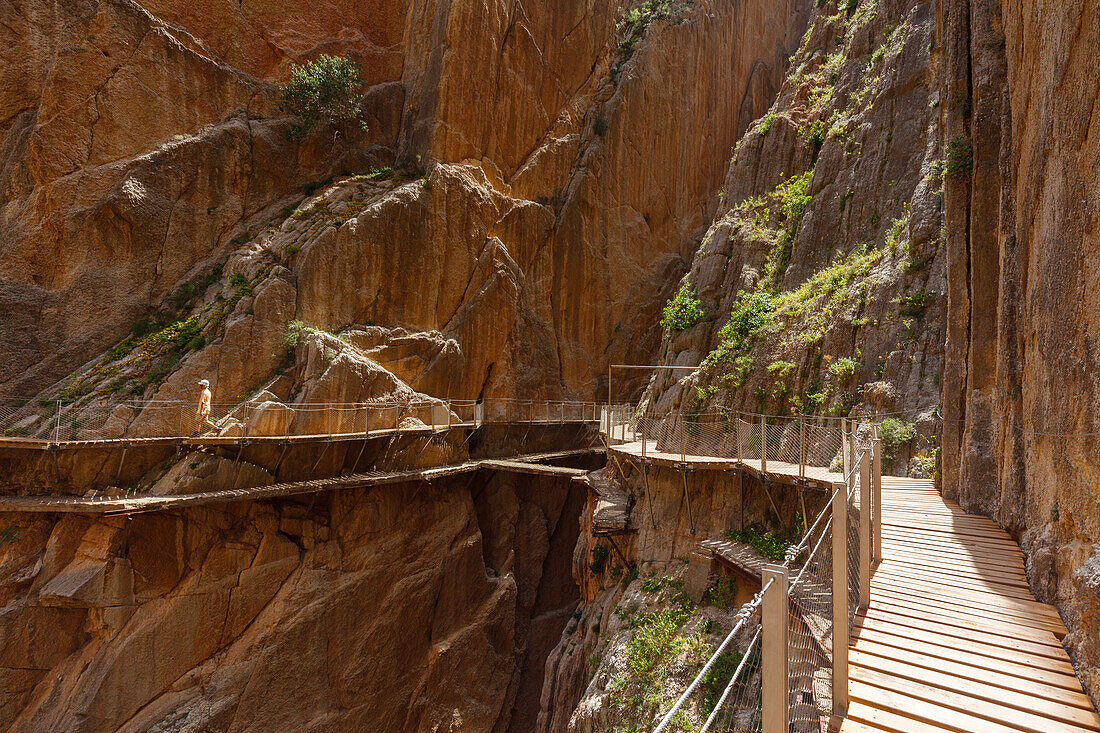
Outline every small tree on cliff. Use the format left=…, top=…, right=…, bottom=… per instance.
left=278, top=54, right=367, bottom=140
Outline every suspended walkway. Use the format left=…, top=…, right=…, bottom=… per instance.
left=840, top=477, right=1099, bottom=733
left=625, top=409, right=1100, bottom=733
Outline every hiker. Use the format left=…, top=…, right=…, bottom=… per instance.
left=194, top=379, right=217, bottom=436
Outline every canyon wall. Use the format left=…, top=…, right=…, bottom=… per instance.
left=641, top=0, right=945, bottom=477
left=0, top=469, right=586, bottom=731
left=1, top=0, right=810, bottom=403
left=940, top=0, right=1100, bottom=702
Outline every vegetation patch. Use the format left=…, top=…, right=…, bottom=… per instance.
left=725, top=523, right=800, bottom=561
left=278, top=54, right=367, bottom=140
left=590, top=544, right=610, bottom=574
left=615, top=0, right=693, bottom=64
left=762, top=170, right=814, bottom=287
left=878, top=417, right=916, bottom=460
left=945, top=137, right=974, bottom=179
left=661, top=284, right=707, bottom=332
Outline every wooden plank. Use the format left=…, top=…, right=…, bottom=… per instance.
left=851, top=666, right=1100, bottom=733
left=856, top=612, right=1071, bottom=661
left=879, top=548, right=1029, bottom=578
left=850, top=651, right=1100, bottom=728
left=878, top=552, right=1030, bottom=580
left=845, top=700, right=958, bottom=733
left=872, top=564, right=1040, bottom=600
left=879, top=538, right=1027, bottom=569
left=875, top=557, right=1030, bottom=587
left=867, top=598, right=1064, bottom=646
left=852, top=645, right=1096, bottom=710
left=849, top=679, right=1034, bottom=733
left=849, top=635, right=1085, bottom=693
left=869, top=577, right=1068, bottom=633
left=880, top=522, right=1017, bottom=544
left=852, top=622, right=1078, bottom=676
left=881, top=525, right=1022, bottom=548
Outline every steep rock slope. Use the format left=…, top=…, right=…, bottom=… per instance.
left=0, top=471, right=585, bottom=731
left=940, top=0, right=1100, bottom=703
left=642, top=0, right=945, bottom=477
left=2, top=0, right=810, bottom=403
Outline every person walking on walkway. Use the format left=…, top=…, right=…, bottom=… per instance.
left=194, top=379, right=217, bottom=436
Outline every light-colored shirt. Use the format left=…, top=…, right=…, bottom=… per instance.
left=198, top=387, right=212, bottom=418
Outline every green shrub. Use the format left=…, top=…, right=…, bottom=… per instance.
left=878, top=417, right=916, bottom=460
left=899, top=290, right=933, bottom=318
left=625, top=607, right=691, bottom=685
left=805, top=119, right=827, bottom=147
left=590, top=544, right=610, bottom=574
left=764, top=170, right=814, bottom=285
left=725, top=524, right=799, bottom=561
left=616, top=0, right=693, bottom=55
left=278, top=54, right=366, bottom=140
left=303, top=177, right=333, bottom=195
left=702, top=577, right=737, bottom=610
left=757, top=111, right=778, bottom=135
left=661, top=284, right=706, bottom=332
left=945, top=137, right=973, bottom=179
left=282, top=320, right=306, bottom=351
left=718, top=290, right=775, bottom=350
left=701, top=651, right=745, bottom=716
left=828, top=356, right=861, bottom=382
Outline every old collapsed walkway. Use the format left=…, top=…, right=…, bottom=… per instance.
left=0, top=449, right=595, bottom=516
left=839, top=476, right=1100, bottom=733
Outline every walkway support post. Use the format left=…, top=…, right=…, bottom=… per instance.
left=831, top=481, right=849, bottom=715
left=736, top=416, right=742, bottom=463
left=841, top=417, right=849, bottom=474
left=859, top=447, right=872, bottom=609
left=762, top=564, right=789, bottom=733
left=799, top=417, right=806, bottom=480
left=760, top=415, right=767, bottom=472
left=871, top=425, right=882, bottom=564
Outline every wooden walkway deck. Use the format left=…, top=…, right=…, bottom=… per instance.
left=611, top=439, right=843, bottom=489
left=839, top=477, right=1100, bottom=733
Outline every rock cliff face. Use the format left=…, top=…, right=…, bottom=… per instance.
left=641, top=0, right=945, bottom=477
left=0, top=471, right=586, bottom=731
left=1, top=0, right=810, bottom=403
left=940, top=0, right=1100, bottom=703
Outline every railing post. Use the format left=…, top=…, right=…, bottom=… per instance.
left=831, top=481, right=849, bottom=716
left=799, top=417, right=806, bottom=479
left=760, top=414, right=767, bottom=473
left=762, top=564, right=789, bottom=733
left=841, top=417, right=849, bottom=474
left=678, top=410, right=685, bottom=463
left=872, top=425, right=882, bottom=564
left=736, top=417, right=742, bottom=463
left=859, top=446, right=872, bottom=609
left=54, top=400, right=62, bottom=442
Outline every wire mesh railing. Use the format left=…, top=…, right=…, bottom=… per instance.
left=614, top=410, right=850, bottom=487
left=0, top=397, right=604, bottom=442
left=653, top=426, right=881, bottom=733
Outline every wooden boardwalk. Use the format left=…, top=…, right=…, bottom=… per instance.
left=840, top=476, right=1100, bottom=733
left=611, top=439, right=843, bottom=490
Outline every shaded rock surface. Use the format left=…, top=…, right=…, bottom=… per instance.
left=940, top=0, right=1100, bottom=704
left=0, top=470, right=585, bottom=731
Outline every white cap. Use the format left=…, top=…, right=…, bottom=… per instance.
left=198, top=379, right=210, bottom=387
